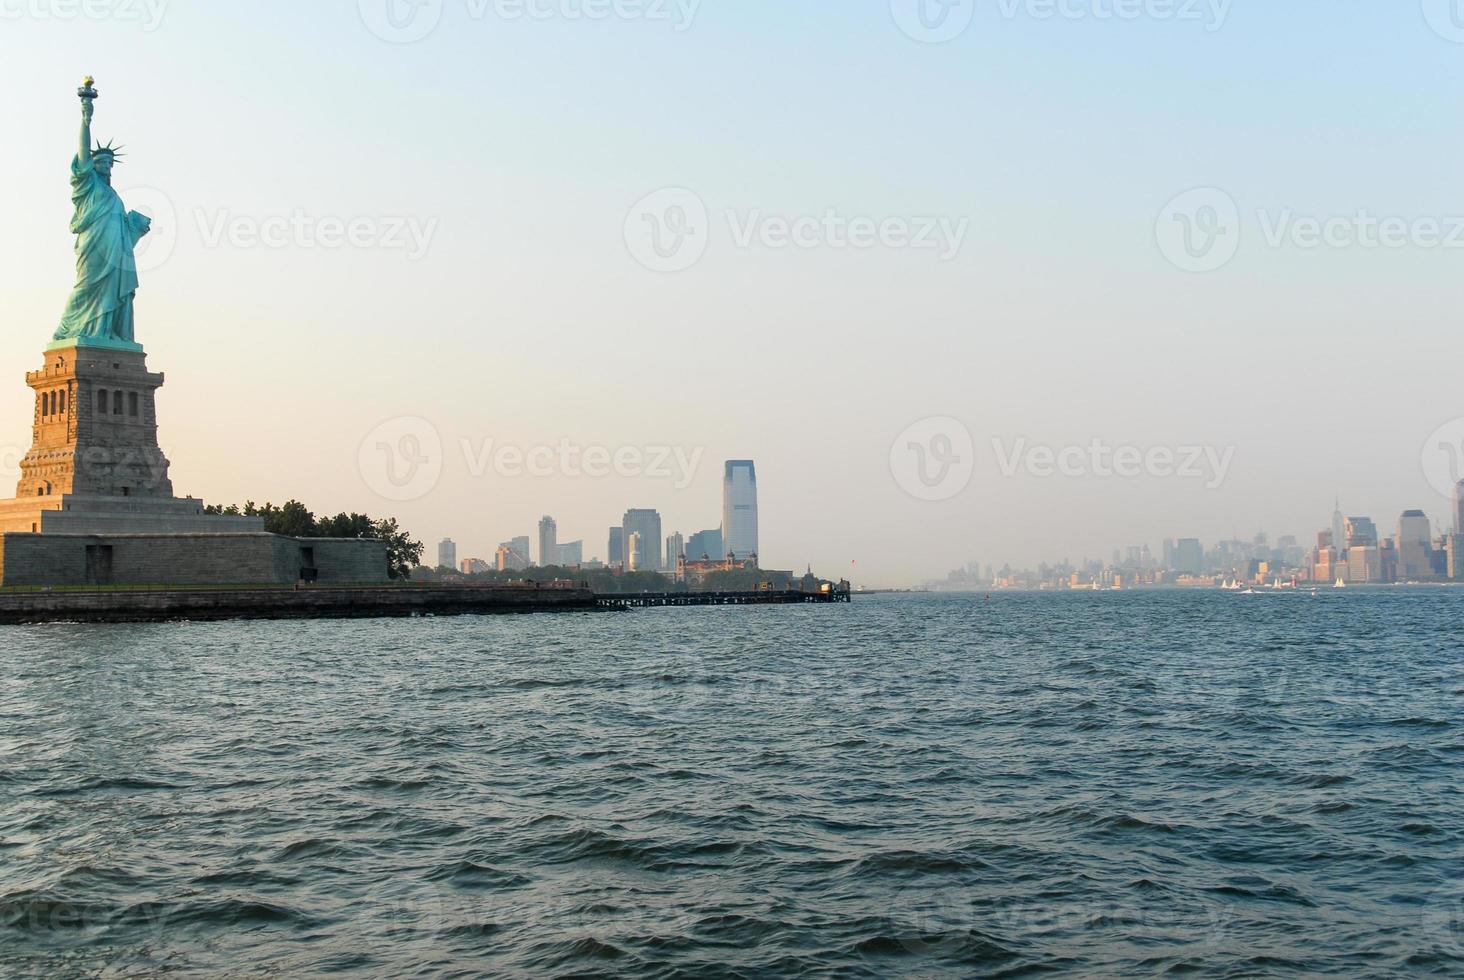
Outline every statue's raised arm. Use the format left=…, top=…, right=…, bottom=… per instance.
left=78, top=77, right=95, bottom=165
left=52, top=76, right=147, bottom=352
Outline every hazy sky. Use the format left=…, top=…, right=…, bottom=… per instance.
left=3, top=1, right=1463, bottom=586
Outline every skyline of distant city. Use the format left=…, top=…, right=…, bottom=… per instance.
left=431, top=458, right=764, bottom=579
left=929, top=480, right=1464, bottom=591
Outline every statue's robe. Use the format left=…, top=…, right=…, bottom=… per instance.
left=53, top=154, right=150, bottom=344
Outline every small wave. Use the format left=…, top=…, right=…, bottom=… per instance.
left=36, top=776, right=181, bottom=797
left=191, top=868, right=302, bottom=888
left=278, top=838, right=358, bottom=861
left=350, top=776, right=433, bottom=792
left=505, top=677, right=586, bottom=691
left=166, top=898, right=314, bottom=927
left=1207, top=880, right=1317, bottom=907
left=523, top=935, right=631, bottom=968
left=850, top=849, right=991, bottom=876
left=527, top=827, right=659, bottom=867
left=851, top=929, right=1017, bottom=966
left=423, top=860, right=531, bottom=888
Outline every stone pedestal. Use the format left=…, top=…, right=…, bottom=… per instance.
left=0, top=341, right=264, bottom=538
left=0, top=341, right=387, bottom=587
left=18, top=344, right=172, bottom=499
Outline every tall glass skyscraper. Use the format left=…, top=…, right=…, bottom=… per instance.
left=622, top=509, right=663, bottom=572
left=722, top=460, right=759, bottom=559
left=538, top=516, right=557, bottom=569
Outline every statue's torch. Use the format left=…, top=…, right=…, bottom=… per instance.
left=78, top=75, right=98, bottom=103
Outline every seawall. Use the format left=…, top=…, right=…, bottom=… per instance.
left=0, top=584, right=605, bottom=624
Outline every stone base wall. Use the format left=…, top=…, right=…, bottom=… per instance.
left=0, top=533, right=387, bottom=588
left=299, top=538, right=391, bottom=584
left=0, top=495, right=265, bottom=536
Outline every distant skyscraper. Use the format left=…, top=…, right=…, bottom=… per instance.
left=1347, top=545, right=1382, bottom=583
left=687, top=528, right=722, bottom=561
left=1455, top=480, right=1464, bottom=534
left=438, top=538, right=457, bottom=571
left=1332, top=502, right=1346, bottom=560
left=538, top=516, right=557, bottom=568
left=608, top=527, right=625, bottom=567
left=722, top=460, right=759, bottom=559
left=1397, top=511, right=1433, bottom=581
left=622, top=509, right=663, bottom=571
left=1174, top=539, right=1203, bottom=575
left=554, top=541, right=584, bottom=566
left=666, top=532, right=685, bottom=570
left=496, top=544, right=529, bottom=572
left=1344, top=516, right=1378, bottom=548
left=1449, top=533, right=1464, bottom=581
left=496, top=536, right=530, bottom=570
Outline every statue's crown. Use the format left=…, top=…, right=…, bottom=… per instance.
left=94, top=139, right=124, bottom=160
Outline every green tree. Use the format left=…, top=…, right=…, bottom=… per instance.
left=371, top=517, right=423, bottom=580
left=204, top=500, right=423, bottom=581
left=262, top=500, right=317, bottom=538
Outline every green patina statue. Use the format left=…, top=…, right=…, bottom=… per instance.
left=51, top=77, right=149, bottom=352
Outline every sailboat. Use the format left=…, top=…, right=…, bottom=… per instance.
left=1334, top=577, right=1346, bottom=589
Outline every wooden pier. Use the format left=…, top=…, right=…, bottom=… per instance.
left=599, top=588, right=852, bottom=610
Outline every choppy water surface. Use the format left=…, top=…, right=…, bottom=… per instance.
left=1, top=590, right=1462, bottom=976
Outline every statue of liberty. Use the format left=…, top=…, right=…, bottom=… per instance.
left=52, top=78, right=151, bottom=350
